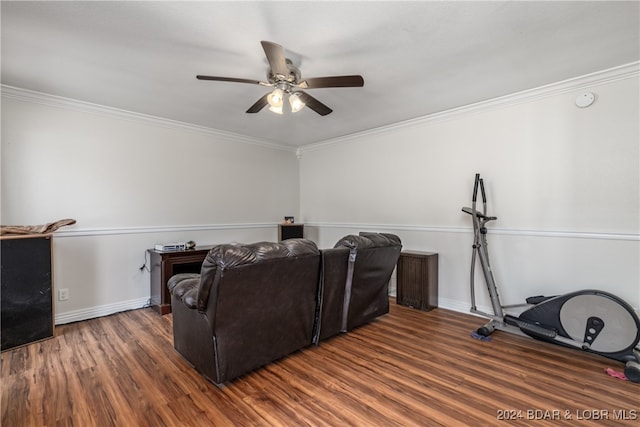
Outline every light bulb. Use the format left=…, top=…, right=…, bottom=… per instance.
left=267, top=88, right=284, bottom=107
left=289, top=93, right=305, bottom=113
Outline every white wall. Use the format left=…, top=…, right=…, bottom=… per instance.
left=3, top=65, right=638, bottom=324
left=299, top=70, right=640, bottom=313
left=1, top=94, right=300, bottom=323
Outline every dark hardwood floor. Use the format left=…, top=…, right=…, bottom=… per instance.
left=2, top=300, right=638, bottom=426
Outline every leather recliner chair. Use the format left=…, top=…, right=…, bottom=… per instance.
left=168, top=239, right=321, bottom=385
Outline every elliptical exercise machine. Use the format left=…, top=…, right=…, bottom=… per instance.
left=463, top=173, right=640, bottom=382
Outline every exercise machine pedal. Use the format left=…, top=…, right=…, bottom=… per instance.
left=624, top=361, right=640, bottom=383
left=525, top=295, right=555, bottom=305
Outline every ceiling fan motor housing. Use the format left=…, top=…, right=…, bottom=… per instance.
left=267, top=59, right=301, bottom=88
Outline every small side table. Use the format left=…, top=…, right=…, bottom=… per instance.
left=396, top=251, right=438, bottom=311
left=148, top=246, right=213, bottom=315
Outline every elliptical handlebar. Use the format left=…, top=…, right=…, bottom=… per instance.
left=472, top=173, right=480, bottom=203
left=464, top=173, right=496, bottom=222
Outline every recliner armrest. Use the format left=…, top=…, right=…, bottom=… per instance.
left=168, top=273, right=200, bottom=309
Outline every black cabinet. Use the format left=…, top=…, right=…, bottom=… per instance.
left=1, top=235, right=54, bottom=351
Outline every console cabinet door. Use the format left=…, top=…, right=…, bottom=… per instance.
left=396, top=251, right=438, bottom=311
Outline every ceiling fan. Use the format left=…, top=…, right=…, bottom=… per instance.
left=197, top=41, right=364, bottom=116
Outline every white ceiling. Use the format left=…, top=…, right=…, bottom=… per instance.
left=2, top=1, right=639, bottom=148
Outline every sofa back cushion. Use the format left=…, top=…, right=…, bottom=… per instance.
left=197, top=239, right=319, bottom=312
left=212, top=254, right=321, bottom=381
left=194, top=238, right=321, bottom=382
left=316, top=233, right=402, bottom=342
left=342, top=240, right=402, bottom=330
left=314, top=247, right=350, bottom=342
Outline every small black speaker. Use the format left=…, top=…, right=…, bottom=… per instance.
left=279, top=224, right=304, bottom=241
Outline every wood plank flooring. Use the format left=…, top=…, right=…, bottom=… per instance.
left=2, top=301, right=638, bottom=426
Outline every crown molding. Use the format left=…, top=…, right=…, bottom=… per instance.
left=3, top=61, right=638, bottom=154
left=299, top=61, right=640, bottom=154
left=0, top=85, right=296, bottom=153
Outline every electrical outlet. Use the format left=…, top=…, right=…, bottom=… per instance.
left=58, top=288, right=70, bottom=301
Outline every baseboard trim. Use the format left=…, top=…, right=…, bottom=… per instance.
left=55, top=297, right=150, bottom=325
left=56, top=295, right=477, bottom=326
left=435, top=297, right=476, bottom=315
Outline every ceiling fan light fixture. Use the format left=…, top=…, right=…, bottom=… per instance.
left=289, top=92, right=305, bottom=113
left=267, top=88, right=284, bottom=108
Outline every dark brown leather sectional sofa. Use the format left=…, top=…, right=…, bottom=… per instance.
left=168, top=232, right=401, bottom=385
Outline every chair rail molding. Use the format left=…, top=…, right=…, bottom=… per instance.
left=54, top=222, right=276, bottom=238
left=305, top=222, right=640, bottom=241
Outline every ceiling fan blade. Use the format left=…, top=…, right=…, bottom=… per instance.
left=297, top=92, right=332, bottom=116
left=246, top=93, right=270, bottom=114
left=260, top=41, right=290, bottom=78
left=197, top=75, right=265, bottom=85
left=298, top=75, right=364, bottom=89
